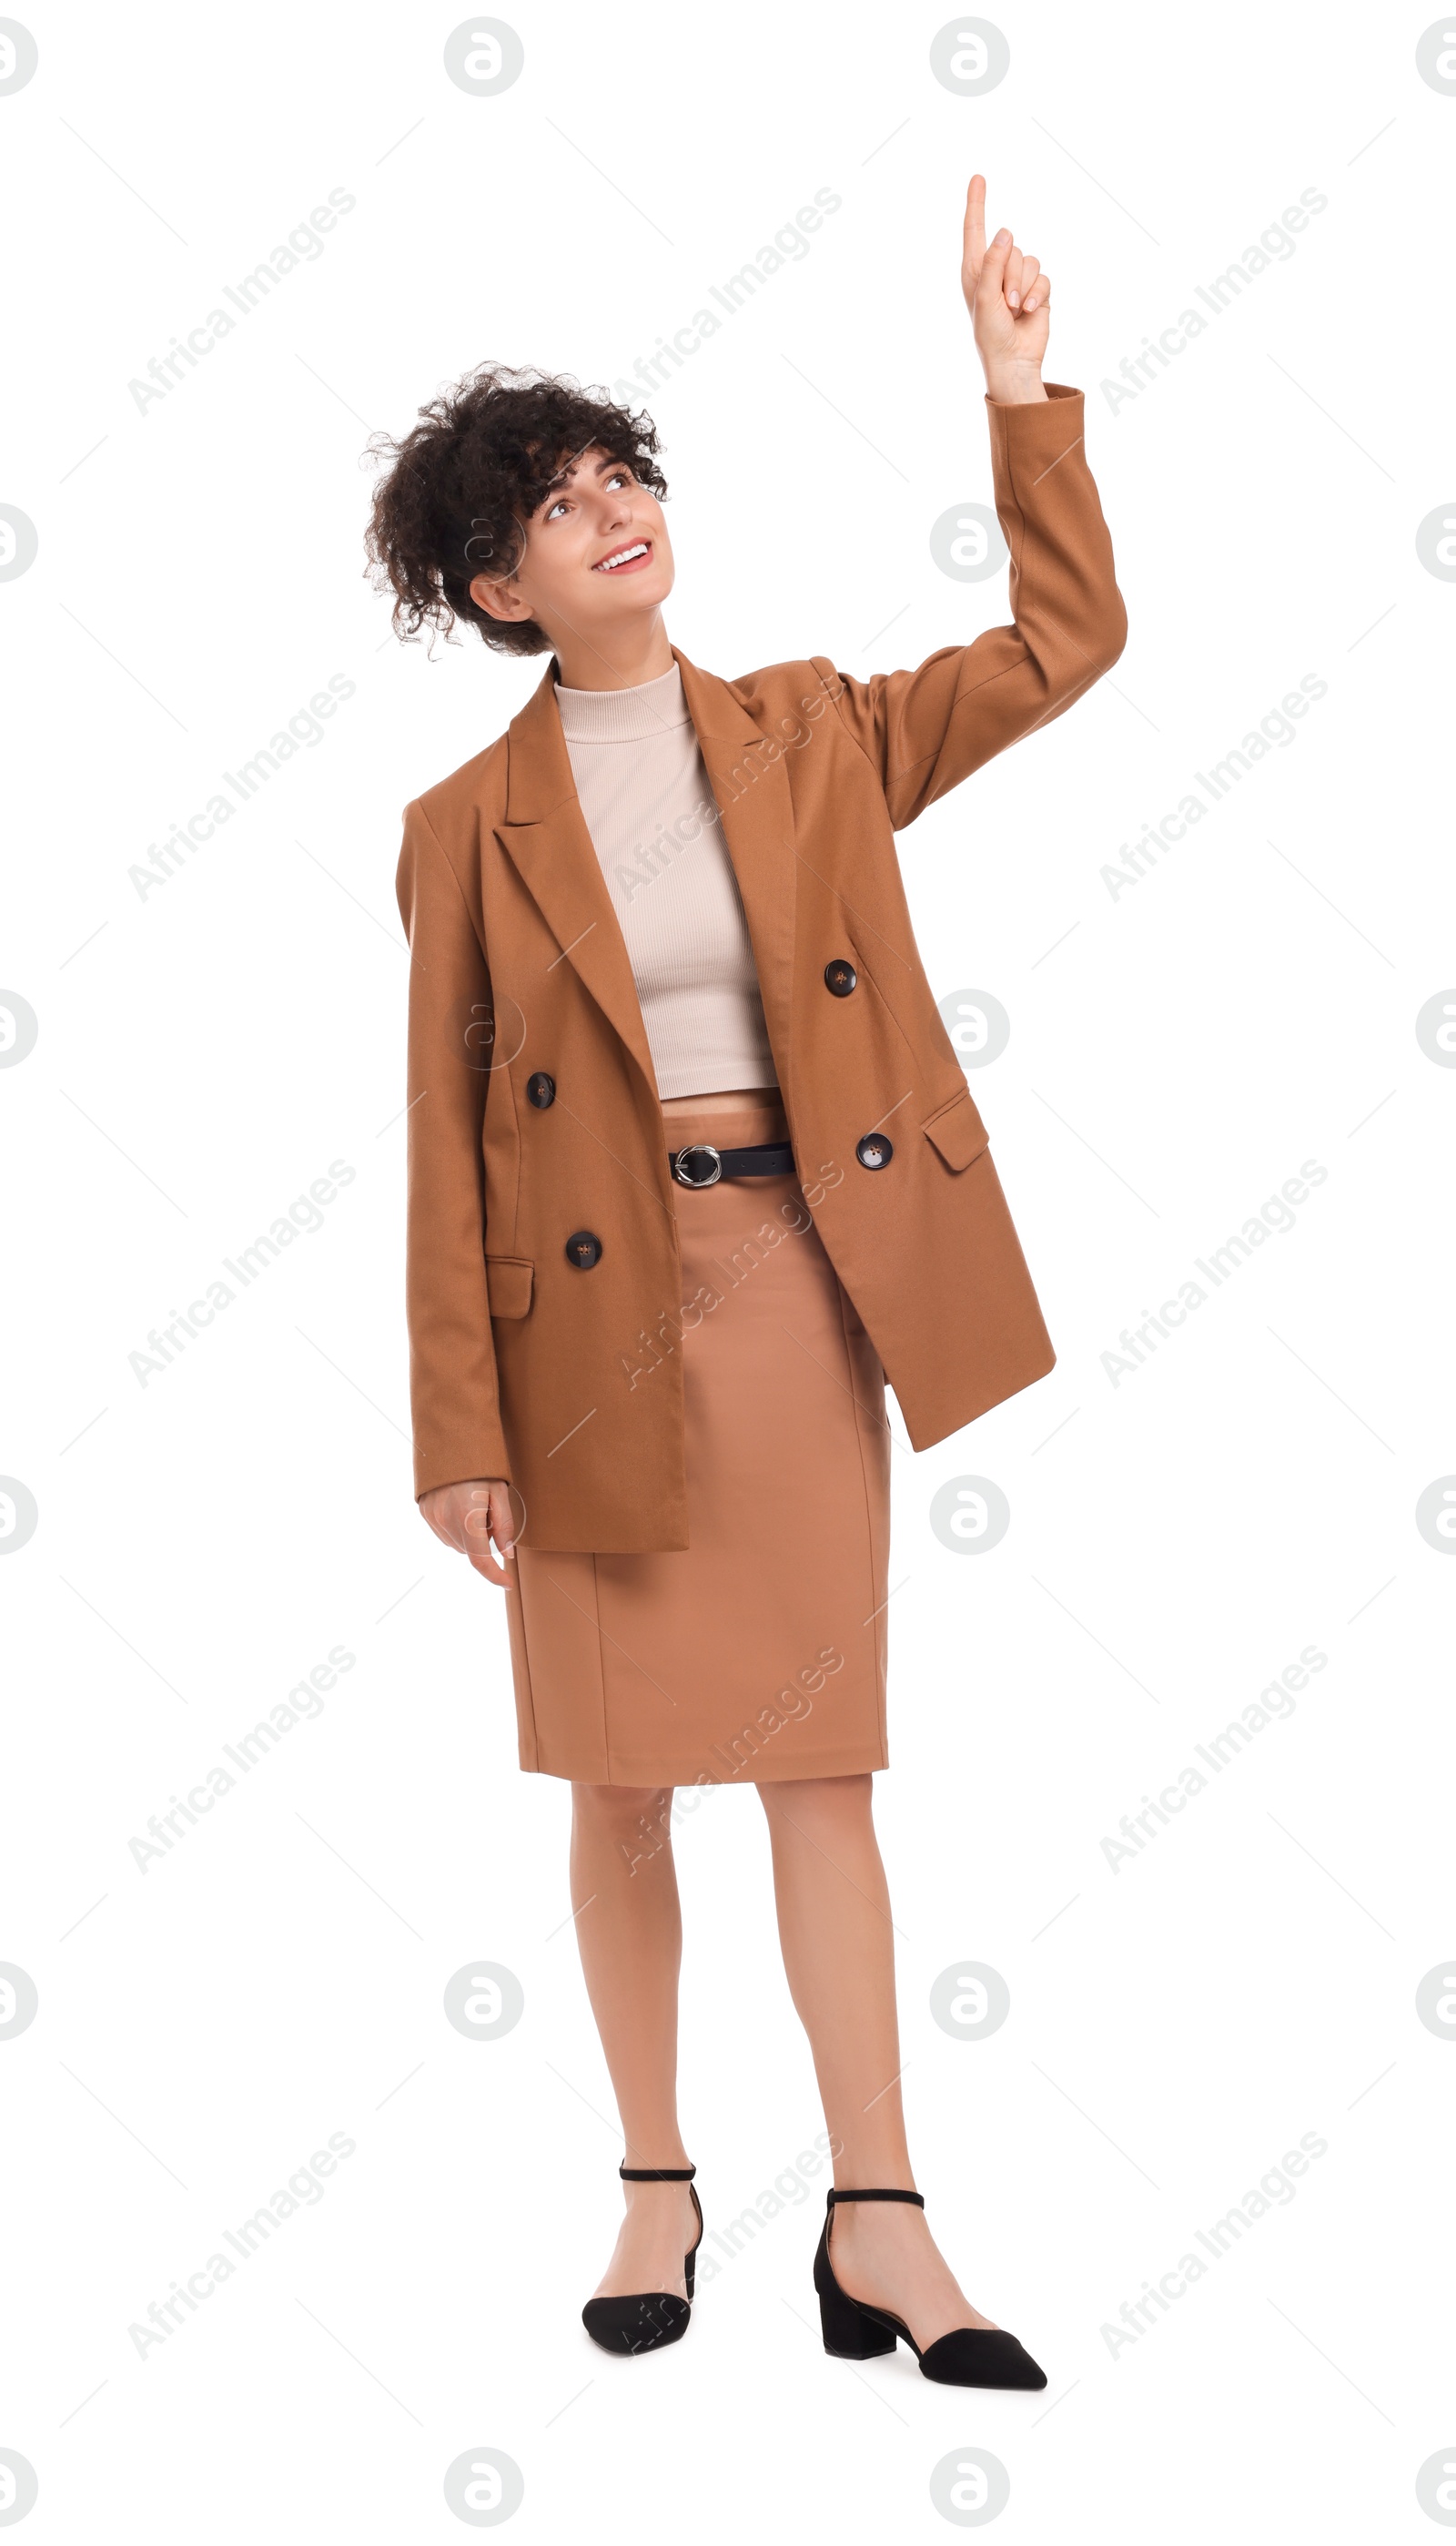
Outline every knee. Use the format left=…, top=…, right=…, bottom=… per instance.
left=757, top=1771, right=874, bottom=1831
left=572, top=1782, right=675, bottom=1871
left=573, top=1780, right=672, bottom=1823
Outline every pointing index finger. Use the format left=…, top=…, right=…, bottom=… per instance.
left=965, top=172, right=987, bottom=276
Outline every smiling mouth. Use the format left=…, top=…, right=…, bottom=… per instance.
left=592, top=540, right=652, bottom=573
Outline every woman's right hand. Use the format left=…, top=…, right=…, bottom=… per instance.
left=419, top=1478, right=518, bottom=1587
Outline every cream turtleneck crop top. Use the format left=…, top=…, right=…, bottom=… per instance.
left=553, top=662, right=777, bottom=1101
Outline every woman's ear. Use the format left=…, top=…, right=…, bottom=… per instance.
left=470, top=570, right=531, bottom=623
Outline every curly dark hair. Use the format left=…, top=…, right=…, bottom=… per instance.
left=363, top=361, right=668, bottom=658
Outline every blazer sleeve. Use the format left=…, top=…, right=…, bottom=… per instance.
left=814, top=383, right=1127, bottom=830
left=395, top=796, right=512, bottom=1498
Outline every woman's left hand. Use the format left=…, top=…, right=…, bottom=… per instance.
left=962, top=172, right=1050, bottom=403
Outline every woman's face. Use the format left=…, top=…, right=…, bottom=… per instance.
left=469, top=446, right=674, bottom=654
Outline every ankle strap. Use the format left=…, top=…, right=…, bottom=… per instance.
left=827, top=2186, right=924, bottom=2206
left=620, top=2163, right=696, bottom=2181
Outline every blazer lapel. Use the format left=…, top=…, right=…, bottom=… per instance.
left=672, top=648, right=797, bottom=1081
left=493, top=645, right=798, bottom=1093
left=495, top=664, right=660, bottom=1094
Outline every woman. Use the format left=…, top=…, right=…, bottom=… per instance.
left=367, top=174, right=1125, bottom=2383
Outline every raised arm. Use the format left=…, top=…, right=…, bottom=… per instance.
left=820, top=175, right=1127, bottom=829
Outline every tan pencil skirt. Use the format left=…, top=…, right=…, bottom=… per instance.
left=501, top=1096, right=891, bottom=1786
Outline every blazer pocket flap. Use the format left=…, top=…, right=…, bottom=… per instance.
left=922, top=1087, right=990, bottom=1172
left=486, top=1254, right=533, bottom=1318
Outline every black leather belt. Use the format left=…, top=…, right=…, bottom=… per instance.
left=669, top=1140, right=795, bottom=1189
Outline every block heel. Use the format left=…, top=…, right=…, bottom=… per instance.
left=813, top=2186, right=1048, bottom=2390
left=813, top=2193, right=898, bottom=2354
left=815, top=2261, right=897, bottom=2358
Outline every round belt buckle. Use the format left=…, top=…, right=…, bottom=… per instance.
left=672, top=1142, right=723, bottom=1189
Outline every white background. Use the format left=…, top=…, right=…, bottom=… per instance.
left=4, top=2, right=1454, bottom=2537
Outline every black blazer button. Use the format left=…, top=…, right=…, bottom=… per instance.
left=824, top=959, right=857, bottom=998
left=565, top=1229, right=602, bottom=1269
left=855, top=1133, right=893, bottom=1171
left=527, top=1070, right=556, bottom=1110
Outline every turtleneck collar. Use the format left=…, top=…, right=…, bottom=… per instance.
left=553, top=658, right=690, bottom=743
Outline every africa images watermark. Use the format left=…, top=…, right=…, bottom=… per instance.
left=127, top=674, right=358, bottom=903
left=693, top=2132, right=844, bottom=2284
left=1099, top=673, right=1328, bottom=904
left=128, top=2131, right=358, bottom=2359
left=615, top=1647, right=847, bottom=1853
left=613, top=663, right=847, bottom=901
left=1100, top=186, right=1328, bottom=413
left=1100, top=2130, right=1330, bottom=2358
left=126, top=1160, right=357, bottom=1385
left=127, top=188, right=357, bottom=414
left=621, top=1181, right=844, bottom=1390
left=127, top=1643, right=357, bottom=1871
left=1099, top=1641, right=1329, bottom=1872
left=612, top=790, right=723, bottom=902
left=1099, top=1158, right=1328, bottom=1387
left=606, top=188, right=842, bottom=406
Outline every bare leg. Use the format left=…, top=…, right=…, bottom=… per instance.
left=756, top=1772, right=996, bottom=2346
left=570, top=1781, right=699, bottom=2298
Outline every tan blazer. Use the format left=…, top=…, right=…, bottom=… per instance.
left=396, top=383, right=1126, bottom=1551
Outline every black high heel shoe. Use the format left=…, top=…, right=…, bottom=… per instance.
left=814, top=2187, right=1047, bottom=2389
left=581, top=2164, right=703, bottom=2357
